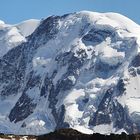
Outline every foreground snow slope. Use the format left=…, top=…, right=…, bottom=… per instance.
left=0, top=11, right=140, bottom=135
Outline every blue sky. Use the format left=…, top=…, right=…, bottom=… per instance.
left=0, top=0, right=140, bottom=24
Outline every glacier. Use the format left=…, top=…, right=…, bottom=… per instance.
left=0, top=11, right=140, bottom=135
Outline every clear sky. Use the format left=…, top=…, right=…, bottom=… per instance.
left=0, top=0, right=140, bottom=24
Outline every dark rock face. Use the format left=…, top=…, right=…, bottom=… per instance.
left=55, top=105, right=70, bottom=129
left=82, top=28, right=115, bottom=46
left=129, top=67, right=137, bottom=77
left=9, top=94, right=36, bottom=123
left=131, top=53, right=140, bottom=68
left=29, top=16, right=61, bottom=47
left=129, top=53, right=140, bottom=77
left=128, top=53, right=140, bottom=77
left=89, top=88, right=113, bottom=126
left=9, top=72, right=41, bottom=122
left=113, top=102, right=134, bottom=133
left=94, top=60, right=120, bottom=79
left=116, top=79, right=126, bottom=96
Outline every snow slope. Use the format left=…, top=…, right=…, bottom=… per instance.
left=16, top=19, right=40, bottom=37
left=0, top=11, right=140, bottom=135
left=0, top=19, right=40, bottom=57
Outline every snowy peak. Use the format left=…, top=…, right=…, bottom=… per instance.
left=0, top=20, right=5, bottom=25
left=0, top=11, right=140, bottom=135
left=15, top=19, right=40, bottom=37
left=0, top=24, right=25, bottom=57
left=78, top=11, right=140, bottom=38
left=0, top=19, right=40, bottom=57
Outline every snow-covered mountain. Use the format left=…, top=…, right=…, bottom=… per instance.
left=15, top=19, right=40, bottom=37
left=0, top=19, right=40, bottom=57
left=0, top=11, right=140, bottom=135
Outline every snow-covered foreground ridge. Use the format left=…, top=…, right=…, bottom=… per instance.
left=0, top=11, right=140, bottom=135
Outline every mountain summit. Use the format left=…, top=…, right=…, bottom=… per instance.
left=0, top=11, right=140, bottom=135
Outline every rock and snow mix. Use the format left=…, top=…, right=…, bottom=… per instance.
left=0, top=11, right=140, bottom=135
